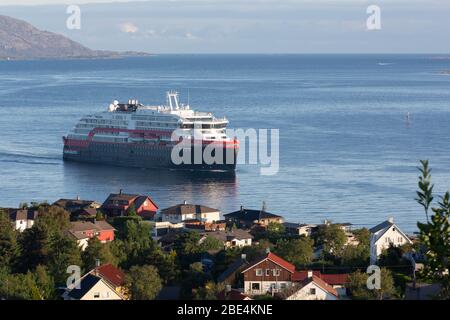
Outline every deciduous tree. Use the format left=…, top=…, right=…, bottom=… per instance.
left=125, top=265, right=162, bottom=300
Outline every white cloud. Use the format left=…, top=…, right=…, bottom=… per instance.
left=119, top=22, right=139, bottom=33
left=184, top=32, right=198, bottom=40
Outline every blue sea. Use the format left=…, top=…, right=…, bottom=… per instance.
left=1, top=54, right=450, bottom=232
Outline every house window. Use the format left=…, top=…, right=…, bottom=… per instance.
left=273, top=269, right=281, bottom=276
left=93, top=292, right=100, bottom=298
left=265, top=269, right=271, bottom=276
left=251, top=283, right=260, bottom=290
left=310, top=288, right=316, bottom=295
left=255, top=269, right=263, bottom=276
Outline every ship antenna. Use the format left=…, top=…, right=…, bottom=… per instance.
left=187, top=88, right=190, bottom=107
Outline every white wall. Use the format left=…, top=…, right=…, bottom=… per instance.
left=286, top=282, right=338, bottom=300
left=80, top=280, right=123, bottom=300
left=226, top=238, right=252, bottom=248
left=371, top=225, right=411, bottom=258
left=244, top=281, right=291, bottom=295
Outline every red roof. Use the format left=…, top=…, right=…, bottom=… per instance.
left=292, top=270, right=348, bottom=285
left=93, top=264, right=125, bottom=288
left=320, top=273, right=349, bottom=286
left=242, top=252, right=296, bottom=274
left=303, top=275, right=339, bottom=297
left=266, top=252, right=296, bottom=273
left=292, top=270, right=321, bottom=282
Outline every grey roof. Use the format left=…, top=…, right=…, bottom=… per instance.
left=67, top=274, right=101, bottom=299
left=217, top=258, right=249, bottom=283
left=283, top=222, right=311, bottom=229
left=369, top=220, right=394, bottom=234
left=68, top=220, right=115, bottom=239
left=161, top=203, right=218, bottom=216
left=202, top=229, right=253, bottom=242
left=53, top=198, right=99, bottom=210
left=9, top=209, right=38, bottom=221
left=103, top=193, right=139, bottom=203
left=224, top=208, right=283, bottom=222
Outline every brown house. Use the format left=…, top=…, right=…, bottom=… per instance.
left=224, top=206, right=284, bottom=228
left=53, top=198, right=101, bottom=220
left=101, top=191, right=158, bottom=219
left=242, top=252, right=348, bottom=298
left=242, top=252, right=295, bottom=295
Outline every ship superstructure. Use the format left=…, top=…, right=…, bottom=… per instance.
left=63, top=91, right=238, bottom=171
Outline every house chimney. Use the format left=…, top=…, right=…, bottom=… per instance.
left=225, top=285, right=231, bottom=293
left=307, top=270, right=313, bottom=278
left=184, top=200, right=187, bottom=205
left=94, top=258, right=101, bottom=276
left=388, top=217, right=394, bottom=223
left=76, top=195, right=80, bottom=201
left=240, top=205, right=244, bottom=212
left=265, top=247, right=271, bottom=254
left=119, top=189, right=123, bottom=195
left=241, top=254, right=247, bottom=261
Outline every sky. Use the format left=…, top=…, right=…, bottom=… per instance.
left=0, top=0, right=449, bottom=53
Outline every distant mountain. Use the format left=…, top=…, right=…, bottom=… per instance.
left=0, top=15, right=150, bottom=60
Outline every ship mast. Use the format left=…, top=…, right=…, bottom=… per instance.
left=166, top=90, right=180, bottom=110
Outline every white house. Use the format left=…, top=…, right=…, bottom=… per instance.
left=285, top=273, right=339, bottom=300
left=160, top=202, right=220, bottom=224
left=9, top=209, right=38, bottom=232
left=200, top=229, right=253, bottom=248
left=370, top=217, right=412, bottom=264
left=63, top=272, right=125, bottom=300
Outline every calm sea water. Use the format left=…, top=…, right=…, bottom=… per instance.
left=1, top=54, right=450, bottom=232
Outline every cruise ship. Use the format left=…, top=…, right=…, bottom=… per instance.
left=63, top=91, right=239, bottom=171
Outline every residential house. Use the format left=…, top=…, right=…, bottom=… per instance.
left=53, top=197, right=101, bottom=219
left=63, top=264, right=126, bottom=300
left=90, top=263, right=127, bottom=298
left=285, top=273, right=339, bottom=300
left=68, top=220, right=115, bottom=250
left=242, top=252, right=348, bottom=298
left=7, top=209, right=38, bottom=232
left=283, top=222, right=317, bottom=237
left=160, top=201, right=220, bottom=224
left=242, top=252, right=296, bottom=295
left=217, top=255, right=250, bottom=287
left=101, top=191, right=158, bottom=219
left=200, top=229, right=253, bottom=248
left=184, top=219, right=226, bottom=231
left=370, top=217, right=412, bottom=264
left=292, top=270, right=348, bottom=297
left=224, top=206, right=284, bottom=229
left=151, top=221, right=184, bottom=239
